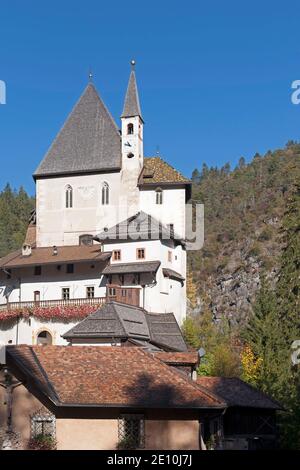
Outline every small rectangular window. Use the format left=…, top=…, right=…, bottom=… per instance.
left=34, top=266, right=42, bottom=276
left=137, top=248, right=145, bottom=260
left=62, top=288, right=70, bottom=300
left=155, top=189, right=163, bottom=205
left=113, top=250, right=121, bottom=261
left=66, top=264, right=74, bottom=274
left=168, top=251, right=172, bottom=263
left=86, top=286, right=95, bottom=299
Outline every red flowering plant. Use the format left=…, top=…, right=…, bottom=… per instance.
left=0, top=304, right=102, bottom=323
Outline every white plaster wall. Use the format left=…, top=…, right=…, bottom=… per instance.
left=36, top=172, right=124, bottom=247
left=0, top=317, right=78, bottom=346
left=0, top=263, right=106, bottom=304
left=140, top=187, right=186, bottom=239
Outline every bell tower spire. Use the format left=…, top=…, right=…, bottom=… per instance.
left=121, top=60, right=144, bottom=171
left=120, top=60, right=144, bottom=216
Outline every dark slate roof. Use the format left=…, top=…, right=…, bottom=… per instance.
left=197, top=377, right=282, bottom=410
left=94, top=211, right=184, bottom=244
left=102, top=260, right=161, bottom=275
left=163, top=268, right=185, bottom=282
left=63, top=301, right=187, bottom=352
left=63, top=302, right=149, bottom=340
left=121, top=68, right=143, bottom=120
left=146, top=313, right=188, bottom=352
left=34, top=83, right=121, bottom=178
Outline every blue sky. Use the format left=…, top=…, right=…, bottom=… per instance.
left=0, top=0, right=300, bottom=194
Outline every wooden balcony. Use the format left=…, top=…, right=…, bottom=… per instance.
left=0, top=286, right=141, bottom=311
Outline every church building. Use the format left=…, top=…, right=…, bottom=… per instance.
left=0, top=62, right=191, bottom=346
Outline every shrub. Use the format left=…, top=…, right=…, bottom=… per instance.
left=27, top=434, right=57, bottom=450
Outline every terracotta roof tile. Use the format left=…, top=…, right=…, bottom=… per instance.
left=0, top=245, right=111, bottom=269
left=139, top=157, right=190, bottom=186
left=7, top=345, right=225, bottom=409
left=153, top=351, right=198, bottom=365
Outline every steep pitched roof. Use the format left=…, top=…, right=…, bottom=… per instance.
left=139, top=157, right=190, bottom=186
left=146, top=312, right=188, bottom=352
left=95, top=211, right=184, bottom=244
left=121, top=68, right=143, bottom=120
left=62, top=301, right=187, bottom=352
left=7, top=345, right=224, bottom=408
left=197, top=377, right=282, bottom=410
left=34, top=83, right=121, bottom=178
left=63, top=302, right=149, bottom=341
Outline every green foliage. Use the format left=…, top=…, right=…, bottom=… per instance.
left=188, top=143, right=300, bottom=295
left=0, top=184, right=35, bottom=257
left=243, top=179, right=300, bottom=449
left=183, top=312, right=241, bottom=378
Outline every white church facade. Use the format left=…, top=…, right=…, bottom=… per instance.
left=0, top=62, right=191, bottom=346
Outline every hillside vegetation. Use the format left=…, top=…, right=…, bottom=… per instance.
left=188, top=141, right=300, bottom=324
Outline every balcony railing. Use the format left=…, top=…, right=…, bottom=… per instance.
left=0, top=296, right=106, bottom=311
left=0, top=286, right=141, bottom=311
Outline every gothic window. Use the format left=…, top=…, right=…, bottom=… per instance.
left=37, top=330, right=53, bottom=346
left=65, top=185, right=73, bottom=208
left=31, top=409, right=56, bottom=439
left=127, top=123, right=134, bottom=135
left=102, top=182, right=109, bottom=205
left=155, top=188, right=163, bottom=205
left=118, top=414, right=145, bottom=449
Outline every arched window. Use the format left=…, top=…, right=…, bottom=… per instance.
left=155, top=188, right=163, bottom=205
left=37, top=330, right=53, bottom=346
left=127, top=123, right=134, bottom=135
left=102, top=182, right=109, bottom=205
left=65, top=185, right=73, bottom=208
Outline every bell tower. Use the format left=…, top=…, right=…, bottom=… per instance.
left=120, top=61, right=144, bottom=214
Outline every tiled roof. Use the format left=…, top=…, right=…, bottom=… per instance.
left=121, top=68, right=143, bottom=120
left=95, top=211, right=184, bottom=244
left=0, top=245, right=111, bottom=269
left=7, top=345, right=225, bottom=409
left=34, top=84, right=121, bottom=178
left=154, top=351, right=199, bottom=366
left=102, top=260, right=161, bottom=275
left=63, top=302, right=149, bottom=341
left=63, top=301, right=187, bottom=352
left=197, top=377, right=282, bottom=410
left=146, top=312, right=188, bottom=352
left=139, top=157, right=190, bottom=186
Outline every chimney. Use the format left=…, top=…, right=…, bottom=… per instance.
left=22, top=244, right=32, bottom=257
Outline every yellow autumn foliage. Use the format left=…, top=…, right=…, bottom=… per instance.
left=241, top=344, right=263, bottom=385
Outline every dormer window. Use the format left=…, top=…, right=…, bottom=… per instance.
left=155, top=188, right=163, bottom=205
left=127, top=123, right=134, bottom=135
left=79, top=234, right=94, bottom=246
left=65, top=185, right=73, bottom=208
left=101, top=182, right=109, bottom=205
